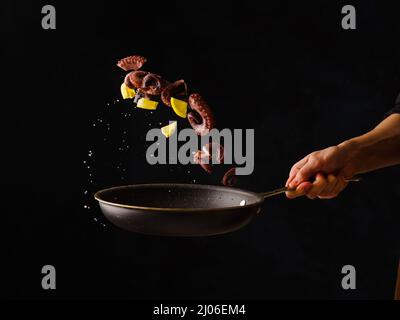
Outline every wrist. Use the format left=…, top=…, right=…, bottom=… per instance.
left=337, top=139, right=363, bottom=176
left=337, top=139, right=361, bottom=158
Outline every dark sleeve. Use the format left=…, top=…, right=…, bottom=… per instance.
left=385, top=93, right=400, bottom=117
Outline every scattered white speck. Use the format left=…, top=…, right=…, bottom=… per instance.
left=240, top=200, right=246, bottom=206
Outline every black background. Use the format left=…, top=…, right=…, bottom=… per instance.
left=1, top=0, right=400, bottom=299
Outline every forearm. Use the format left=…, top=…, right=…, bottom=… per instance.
left=340, top=114, right=400, bottom=174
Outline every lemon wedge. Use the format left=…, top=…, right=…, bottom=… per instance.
left=170, top=97, right=188, bottom=118
left=137, top=98, right=158, bottom=110
left=161, top=121, right=177, bottom=138
left=120, top=82, right=136, bottom=99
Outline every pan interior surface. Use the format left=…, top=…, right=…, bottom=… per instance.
left=95, top=184, right=262, bottom=210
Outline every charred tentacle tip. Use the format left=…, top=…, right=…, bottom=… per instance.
left=187, top=93, right=215, bottom=136
left=222, top=167, right=238, bottom=186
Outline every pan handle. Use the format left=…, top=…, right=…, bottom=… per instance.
left=259, top=176, right=361, bottom=199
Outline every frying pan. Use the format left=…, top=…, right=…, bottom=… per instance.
left=94, top=178, right=359, bottom=237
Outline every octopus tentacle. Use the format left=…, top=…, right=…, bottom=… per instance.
left=117, top=55, right=147, bottom=71
left=141, top=73, right=167, bottom=95
left=128, top=70, right=149, bottom=89
left=222, top=167, right=238, bottom=186
left=187, top=93, right=215, bottom=136
left=193, top=150, right=212, bottom=173
left=124, top=73, right=135, bottom=89
left=193, top=143, right=224, bottom=173
left=161, top=80, right=188, bottom=107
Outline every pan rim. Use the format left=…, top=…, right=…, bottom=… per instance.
left=94, top=183, right=264, bottom=213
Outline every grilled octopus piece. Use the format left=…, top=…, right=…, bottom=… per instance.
left=187, top=93, right=215, bottom=136
left=141, top=73, right=168, bottom=95
left=124, top=73, right=135, bottom=89
left=127, top=70, right=149, bottom=89
left=222, top=167, right=238, bottom=186
left=117, top=55, right=147, bottom=71
left=193, top=143, right=224, bottom=173
left=161, top=80, right=188, bottom=107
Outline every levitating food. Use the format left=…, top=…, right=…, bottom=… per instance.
left=193, top=150, right=212, bottom=173
left=170, top=97, right=188, bottom=118
left=124, top=73, right=136, bottom=89
left=137, top=97, right=158, bottom=110
left=161, top=121, right=177, bottom=138
left=161, top=80, right=188, bottom=107
left=222, top=167, right=237, bottom=187
left=141, top=73, right=167, bottom=95
left=194, top=143, right=224, bottom=173
left=116, top=54, right=234, bottom=185
left=117, top=55, right=147, bottom=71
left=120, top=83, right=136, bottom=99
left=128, top=70, right=149, bottom=89
left=187, top=93, right=215, bottom=136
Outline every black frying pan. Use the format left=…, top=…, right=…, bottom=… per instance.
left=94, top=179, right=359, bottom=236
left=94, top=183, right=286, bottom=236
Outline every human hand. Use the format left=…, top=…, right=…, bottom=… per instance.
left=285, top=144, right=357, bottom=199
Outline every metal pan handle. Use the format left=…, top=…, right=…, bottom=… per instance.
left=260, top=176, right=361, bottom=199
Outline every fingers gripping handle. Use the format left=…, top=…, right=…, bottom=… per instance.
left=260, top=177, right=361, bottom=199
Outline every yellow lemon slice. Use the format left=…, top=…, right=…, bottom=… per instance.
left=170, top=97, right=188, bottom=118
left=161, top=121, right=177, bottom=138
left=120, top=82, right=136, bottom=99
left=137, top=98, right=158, bottom=110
